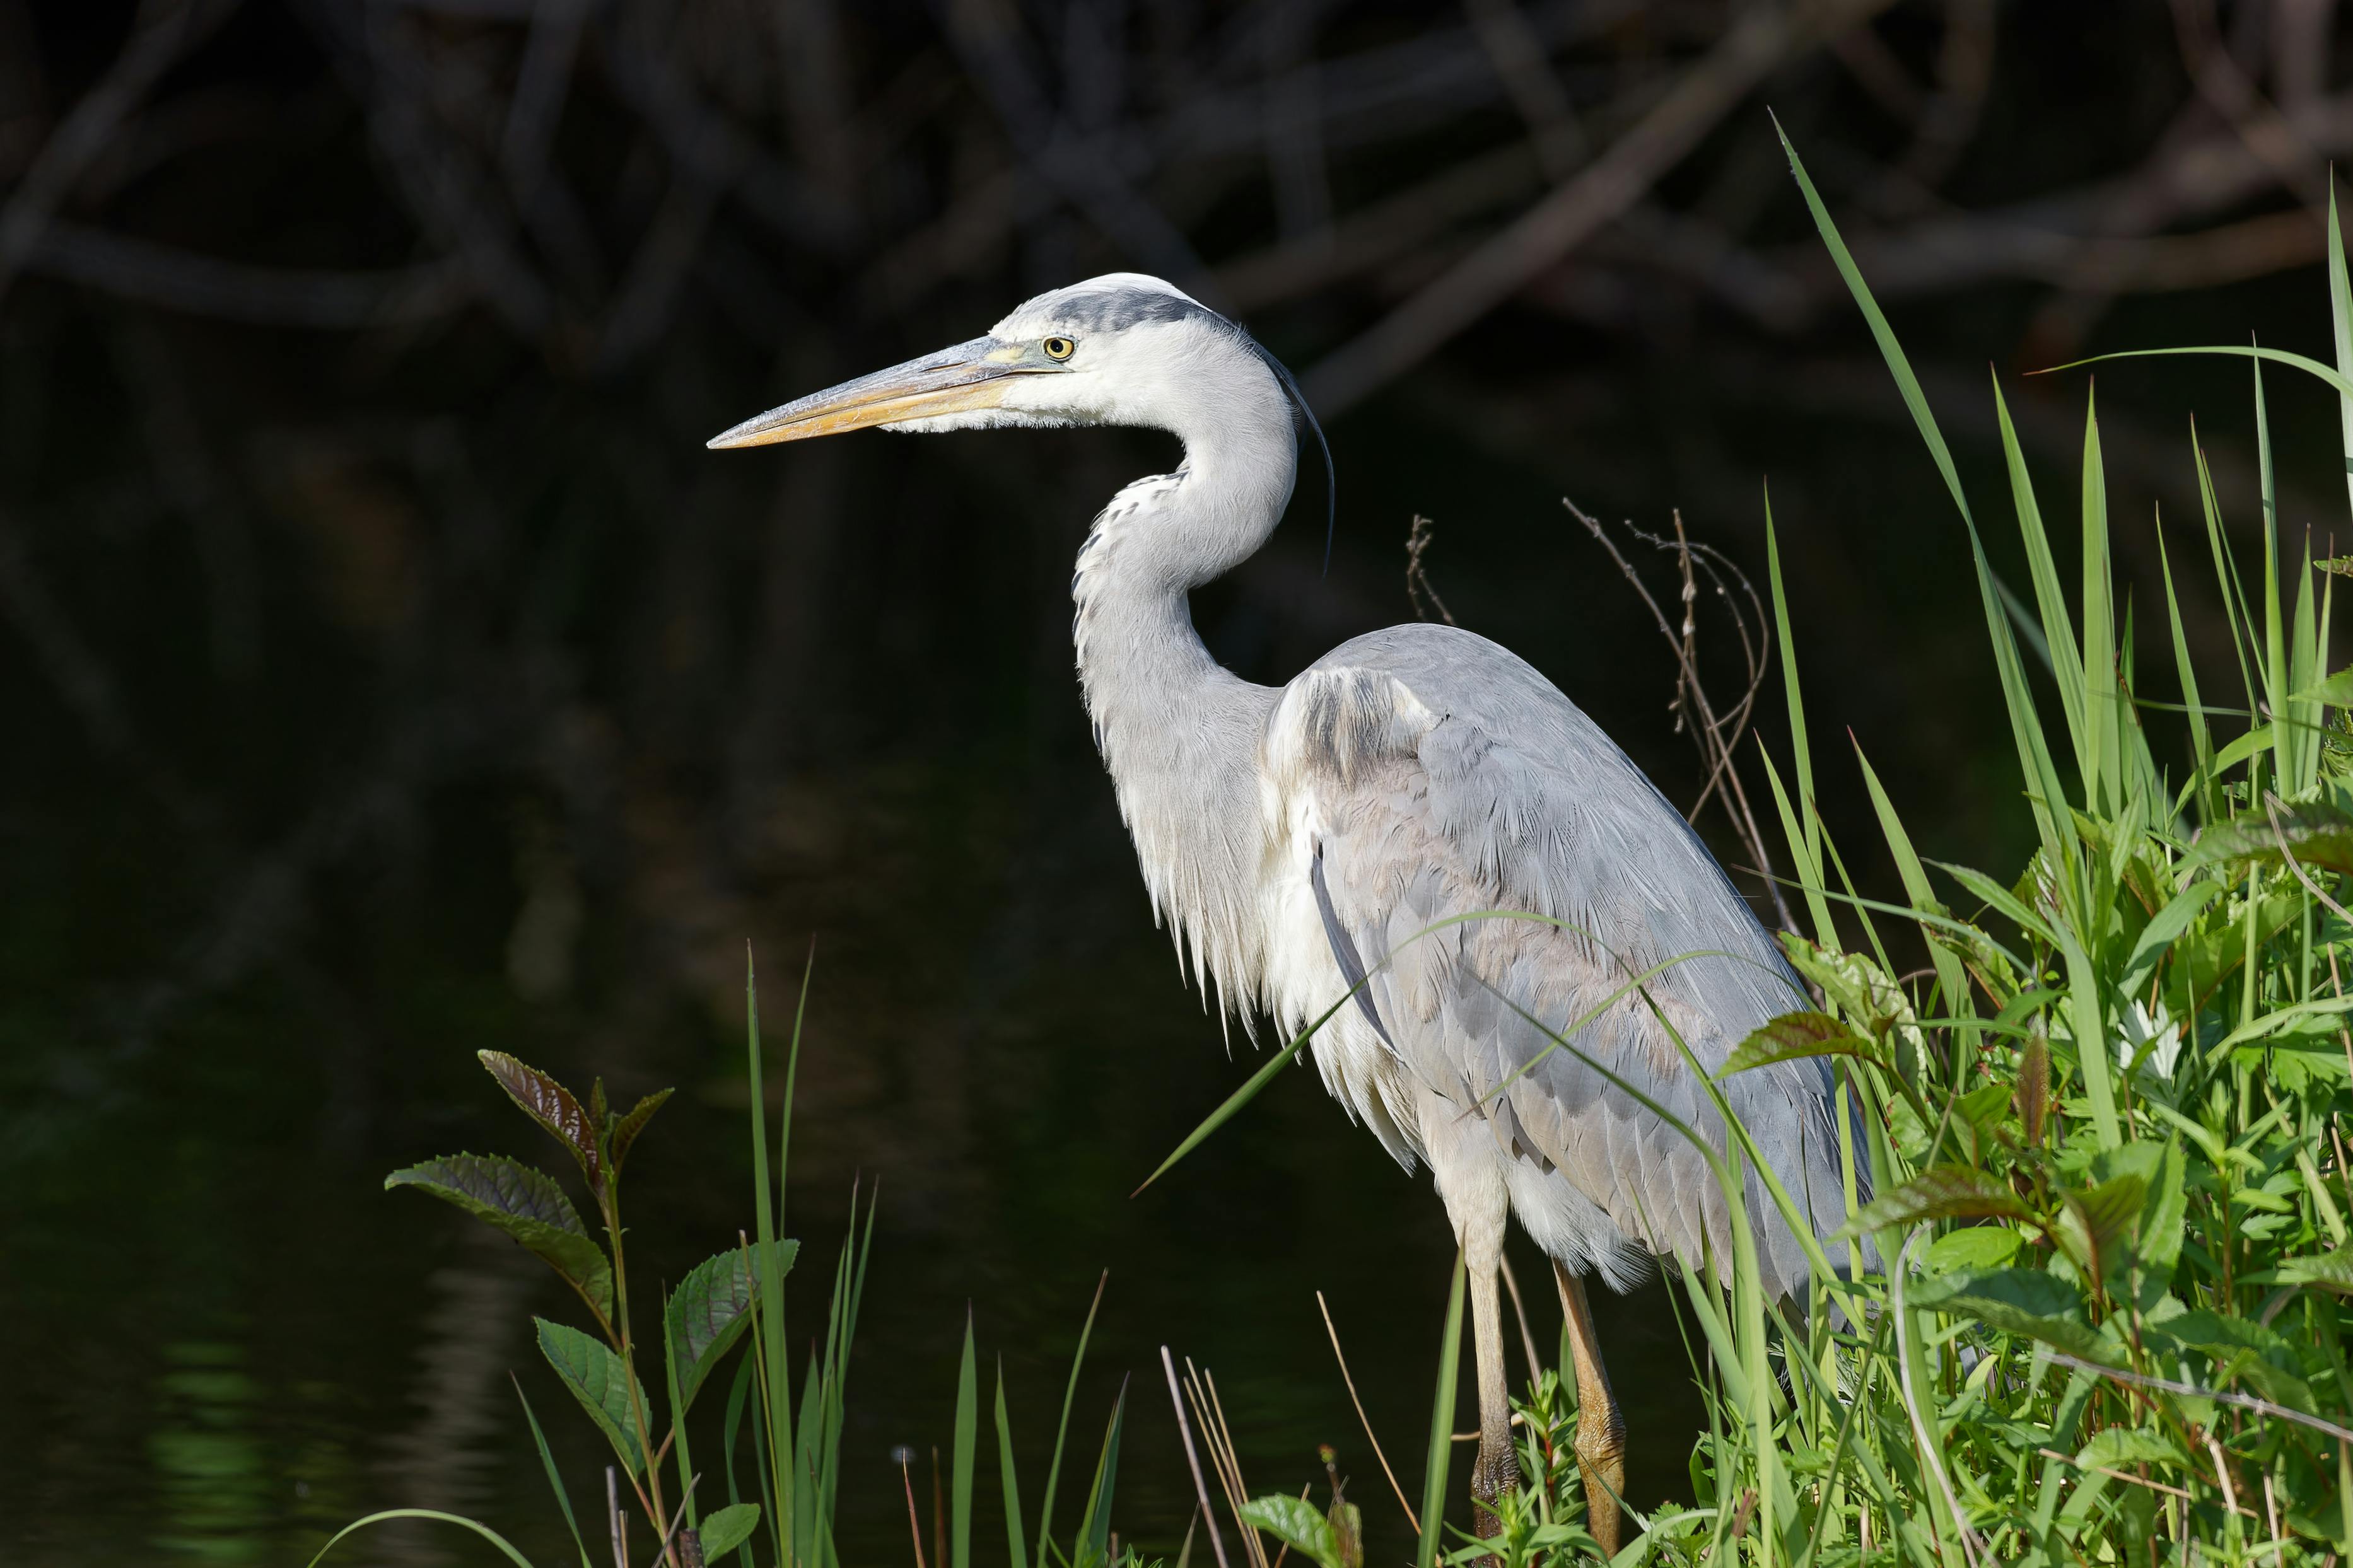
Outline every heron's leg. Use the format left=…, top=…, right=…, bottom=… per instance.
left=1553, top=1261, right=1628, bottom=1555
left=1466, top=1259, right=1520, bottom=1538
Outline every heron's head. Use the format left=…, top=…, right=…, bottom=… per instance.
left=706, top=274, right=1295, bottom=450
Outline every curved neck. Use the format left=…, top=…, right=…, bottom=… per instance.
left=1071, top=415, right=1295, bottom=1014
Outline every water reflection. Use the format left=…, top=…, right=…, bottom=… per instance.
left=368, top=1231, right=537, bottom=1567
left=151, top=1342, right=266, bottom=1561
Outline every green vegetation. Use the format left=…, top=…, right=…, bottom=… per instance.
left=317, top=134, right=2353, bottom=1567
left=1160, top=136, right=2353, bottom=1565
left=1514, top=136, right=2353, bottom=1563
left=311, top=953, right=1147, bottom=1568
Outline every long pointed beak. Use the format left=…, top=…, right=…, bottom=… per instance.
left=707, top=337, right=1025, bottom=449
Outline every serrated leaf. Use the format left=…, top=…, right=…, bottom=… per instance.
left=2277, top=1246, right=2353, bottom=1294
left=609, top=1088, right=674, bottom=1175
left=2300, top=665, right=2353, bottom=705
left=1239, top=1495, right=1345, bottom=1568
left=385, top=1154, right=613, bottom=1319
left=536, top=1317, right=645, bottom=1477
left=1717, top=1011, right=1879, bottom=1079
left=1845, top=1165, right=2031, bottom=1238
left=480, top=1052, right=604, bottom=1192
left=1778, top=934, right=1928, bottom=1062
left=664, top=1240, right=798, bottom=1411
left=696, top=1502, right=761, bottom=1562
left=2190, top=798, right=2353, bottom=878
left=1906, top=1267, right=2108, bottom=1359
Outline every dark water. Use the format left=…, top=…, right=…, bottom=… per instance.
left=5, top=268, right=2339, bottom=1567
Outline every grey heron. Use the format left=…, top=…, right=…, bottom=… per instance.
left=708, top=274, right=1859, bottom=1555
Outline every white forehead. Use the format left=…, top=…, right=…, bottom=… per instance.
left=990, top=274, right=1219, bottom=340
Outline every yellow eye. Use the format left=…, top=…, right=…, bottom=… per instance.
left=1043, top=336, right=1075, bottom=361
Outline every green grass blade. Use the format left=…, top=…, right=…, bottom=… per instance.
left=996, top=1357, right=1030, bottom=1568
left=745, top=945, right=806, bottom=1559
left=2193, top=433, right=2264, bottom=702
left=1780, top=126, right=2069, bottom=865
left=510, top=1377, right=592, bottom=1568
left=2081, top=386, right=2119, bottom=811
left=1072, top=1384, right=1127, bottom=1568
left=1992, top=378, right=2087, bottom=781
left=952, top=1310, right=978, bottom=1568
left=663, top=1285, right=698, bottom=1532
left=1852, top=743, right=1965, bottom=994
left=1766, top=504, right=1835, bottom=946
left=1416, top=1251, right=1468, bottom=1568
left=2154, top=508, right=2217, bottom=819
left=1133, top=989, right=1360, bottom=1194
left=307, top=1510, right=540, bottom=1568
left=2258, top=353, right=2292, bottom=793
left=1036, top=1273, right=1108, bottom=1568
left=723, top=1355, right=750, bottom=1511
left=793, top=1351, right=823, bottom=1568
left=1772, top=118, right=1971, bottom=524
left=2328, top=181, right=2353, bottom=520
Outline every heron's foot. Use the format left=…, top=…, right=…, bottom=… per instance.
left=1573, top=1406, right=1628, bottom=1557
left=1469, top=1437, right=1521, bottom=1541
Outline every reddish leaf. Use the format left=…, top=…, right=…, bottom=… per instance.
left=1847, top=1164, right=2033, bottom=1238
left=2016, top=1032, right=2050, bottom=1148
left=1717, top=1010, right=1881, bottom=1079
left=609, top=1088, right=674, bottom=1175
left=478, top=1051, right=603, bottom=1192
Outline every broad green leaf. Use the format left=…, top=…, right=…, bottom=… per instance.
left=2117, top=881, right=2220, bottom=997
left=2150, top=1311, right=2320, bottom=1410
left=479, top=1052, right=603, bottom=1192
left=697, top=1503, right=762, bottom=1562
left=2077, top=1427, right=2187, bottom=1473
left=1239, top=1495, right=1344, bottom=1568
left=535, top=1317, right=645, bottom=1477
left=1717, top=1011, right=1879, bottom=1079
left=2093, top=1141, right=2186, bottom=1277
left=1925, top=1225, right=2023, bottom=1273
left=609, top=1088, right=674, bottom=1175
left=386, top=1154, right=612, bottom=1320
left=665, top=1240, right=798, bottom=1412
left=1905, top=1268, right=2107, bottom=1359
left=1845, top=1166, right=2031, bottom=1238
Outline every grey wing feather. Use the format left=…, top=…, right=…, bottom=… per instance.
left=1275, top=623, right=1867, bottom=1297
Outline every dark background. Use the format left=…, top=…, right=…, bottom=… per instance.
left=4, top=1, right=2351, bottom=1563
